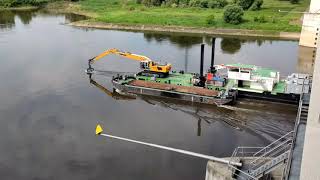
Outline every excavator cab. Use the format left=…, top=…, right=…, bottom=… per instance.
left=139, top=61, right=149, bottom=70
left=148, top=61, right=171, bottom=74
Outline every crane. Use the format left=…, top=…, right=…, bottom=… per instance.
left=87, top=48, right=172, bottom=77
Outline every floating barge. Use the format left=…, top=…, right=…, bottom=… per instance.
left=88, top=38, right=311, bottom=106
left=111, top=65, right=310, bottom=106
left=112, top=72, right=238, bottom=106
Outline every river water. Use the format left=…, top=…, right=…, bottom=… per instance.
left=0, top=10, right=298, bottom=180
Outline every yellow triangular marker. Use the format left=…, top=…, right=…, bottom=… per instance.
left=95, top=124, right=103, bottom=135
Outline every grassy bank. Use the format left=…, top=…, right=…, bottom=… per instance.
left=66, top=0, right=310, bottom=32
left=1, top=0, right=310, bottom=32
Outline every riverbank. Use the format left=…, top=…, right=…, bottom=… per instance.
left=2, top=0, right=307, bottom=40
left=44, top=0, right=308, bottom=39
left=74, top=0, right=309, bottom=31
left=69, top=20, right=300, bottom=40
left=0, top=6, right=39, bottom=10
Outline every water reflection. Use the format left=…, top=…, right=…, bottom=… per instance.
left=143, top=32, right=203, bottom=48
left=297, top=46, right=316, bottom=74
left=143, top=32, right=204, bottom=71
left=220, top=38, right=242, bottom=54
left=13, top=10, right=37, bottom=25
left=0, top=10, right=15, bottom=30
left=64, top=13, right=88, bottom=24
left=0, top=9, right=87, bottom=30
left=89, top=78, right=136, bottom=101
left=219, top=38, right=266, bottom=54
left=143, top=33, right=272, bottom=57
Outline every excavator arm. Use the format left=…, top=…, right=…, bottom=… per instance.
left=87, top=48, right=172, bottom=75
left=89, top=48, right=151, bottom=63
left=87, top=48, right=152, bottom=73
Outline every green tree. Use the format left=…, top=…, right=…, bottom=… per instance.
left=223, top=4, right=244, bottom=24
left=206, top=14, right=215, bottom=25
left=179, top=0, right=190, bottom=6
left=189, top=0, right=201, bottom=7
left=1, top=0, right=18, bottom=7
left=208, top=0, right=228, bottom=8
left=142, top=0, right=165, bottom=6
left=164, top=0, right=179, bottom=6
left=199, top=0, right=209, bottom=8
left=290, top=0, right=299, bottom=4
left=251, top=0, right=263, bottom=11
left=237, top=0, right=254, bottom=10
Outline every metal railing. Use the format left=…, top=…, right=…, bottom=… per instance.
left=251, top=131, right=293, bottom=158
left=250, top=150, right=291, bottom=178
left=232, top=131, right=293, bottom=160
left=231, top=147, right=266, bottom=158
left=249, top=141, right=292, bottom=172
left=230, top=131, right=294, bottom=179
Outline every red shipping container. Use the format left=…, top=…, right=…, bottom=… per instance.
left=207, top=73, right=213, bottom=80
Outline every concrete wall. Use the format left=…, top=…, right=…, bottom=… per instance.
left=299, top=0, right=320, bottom=48
left=299, top=14, right=320, bottom=47
left=205, top=160, right=234, bottom=180
left=300, top=37, right=320, bottom=180
left=309, top=0, right=320, bottom=13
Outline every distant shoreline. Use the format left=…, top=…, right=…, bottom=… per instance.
left=69, top=21, right=300, bottom=40
left=0, top=6, right=39, bottom=10
left=1, top=3, right=301, bottom=40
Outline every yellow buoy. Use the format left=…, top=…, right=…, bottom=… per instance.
left=95, top=124, right=103, bottom=135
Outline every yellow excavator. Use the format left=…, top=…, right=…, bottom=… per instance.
left=87, top=48, right=172, bottom=77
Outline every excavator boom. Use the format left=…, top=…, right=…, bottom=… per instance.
left=91, top=48, right=151, bottom=62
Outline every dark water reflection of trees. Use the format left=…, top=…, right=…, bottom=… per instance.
left=0, top=9, right=87, bottom=30
left=143, top=32, right=203, bottom=48
left=0, top=9, right=37, bottom=30
left=13, top=10, right=36, bottom=25
left=220, top=38, right=266, bottom=54
left=0, top=10, right=15, bottom=30
left=143, top=32, right=268, bottom=55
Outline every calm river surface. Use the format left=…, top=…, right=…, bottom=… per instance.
left=0, top=10, right=298, bottom=180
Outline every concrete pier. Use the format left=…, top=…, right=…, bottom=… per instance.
left=205, top=158, right=285, bottom=180
left=205, top=159, right=235, bottom=180
left=300, top=37, right=320, bottom=179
